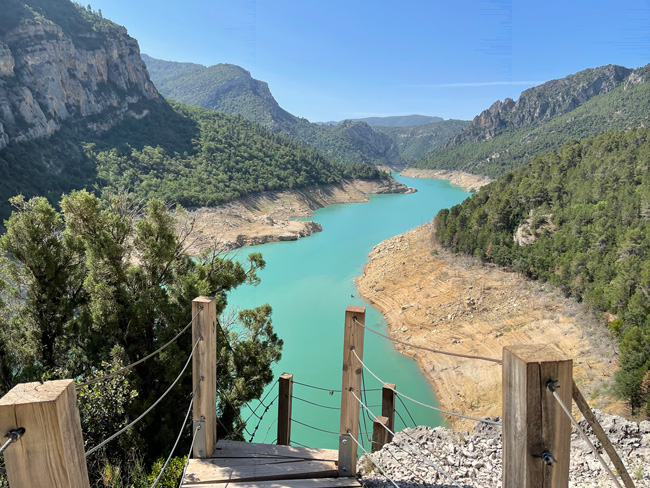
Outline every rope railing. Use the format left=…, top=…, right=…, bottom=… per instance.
left=396, top=394, right=417, bottom=428
left=77, top=307, right=203, bottom=388
left=150, top=378, right=202, bottom=488
left=292, top=394, right=340, bottom=410
left=350, top=390, right=463, bottom=488
left=352, top=348, right=501, bottom=426
left=248, top=394, right=279, bottom=442
left=548, top=382, right=623, bottom=488
left=353, top=317, right=501, bottom=364
left=261, top=417, right=278, bottom=444
left=177, top=423, right=201, bottom=488
left=291, top=417, right=340, bottom=436
left=85, top=337, right=201, bottom=456
left=292, top=380, right=340, bottom=394
left=347, top=431, right=400, bottom=488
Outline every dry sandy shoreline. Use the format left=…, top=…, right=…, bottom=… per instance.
left=400, top=168, right=493, bottom=192
left=182, top=178, right=414, bottom=255
left=355, top=222, right=622, bottom=431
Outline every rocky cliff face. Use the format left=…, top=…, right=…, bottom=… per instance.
left=447, top=64, right=632, bottom=147
left=0, top=14, right=160, bottom=150
left=339, top=120, right=401, bottom=166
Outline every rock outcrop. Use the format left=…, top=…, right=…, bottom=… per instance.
left=446, top=64, right=633, bottom=147
left=0, top=5, right=160, bottom=150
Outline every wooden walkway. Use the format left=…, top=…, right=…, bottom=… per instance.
left=181, top=440, right=362, bottom=487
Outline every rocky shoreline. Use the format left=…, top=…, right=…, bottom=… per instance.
left=355, top=222, right=622, bottom=431
left=182, top=177, right=414, bottom=255
left=400, top=168, right=492, bottom=192
left=359, top=411, right=650, bottom=487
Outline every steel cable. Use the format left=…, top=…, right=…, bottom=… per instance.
left=347, top=432, right=400, bottom=488
left=353, top=317, right=501, bottom=364
left=85, top=338, right=201, bottom=456
left=548, top=384, right=623, bottom=488
left=351, top=390, right=463, bottom=488
left=150, top=379, right=202, bottom=488
left=352, top=348, right=501, bottom=426
left=78, top=307, right=202, bottom=388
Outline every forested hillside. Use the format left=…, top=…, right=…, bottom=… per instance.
left=434, top=128, right=650, bottom=413
left=142, top=55, right=404, bottom=167
left=416, top=64, right=650, bottom=177
left=0, top=10, right=384, bottom=221
left=373, top=119, right=470, bottom=164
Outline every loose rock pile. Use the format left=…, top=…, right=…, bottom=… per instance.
left=359, top=411, right=649, bottom=487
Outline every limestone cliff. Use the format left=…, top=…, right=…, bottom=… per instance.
left=446, top=64, right=632, bottom=146
left=0, top=1, right=160, bottom=151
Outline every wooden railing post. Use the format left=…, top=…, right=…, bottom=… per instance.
left=502, top=345, right=573, bottom=488
left=0, top=379, right=90, bottom=487
left=381, top=382, right=396, bottom=444
left=371, top=415, right=389, bottom=452
left=338, top=305, right=365, bottom=477
left=192, top=296, right=217, bottom=459
left=277, top=373, right=293, bottom=445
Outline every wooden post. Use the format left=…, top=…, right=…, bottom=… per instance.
left=277, top=373, right=293, bottom=446
left=572, top=381, right=635, bottom=488
left=502, top=345, right=573, bottom=488
left=338, top=305, right=365, bottom=477
left=192, top=296, right=217, bottom=459
left=381, top=382, right=396, bottom=444
left=0, top=380, right=90, bottom=488
left=371, top=415, right=390, bottom=452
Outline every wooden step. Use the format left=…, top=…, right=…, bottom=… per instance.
left=181, top=440, right=356, bottom=487
left=181, top=477, right=362, bottom=487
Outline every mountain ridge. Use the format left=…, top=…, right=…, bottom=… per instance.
left=415, top=63, right=649, bottom=177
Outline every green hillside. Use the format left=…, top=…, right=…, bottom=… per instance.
left=374, top=119, right=470, bottom=164
left=416, top=64, right=650, bottom=177
left=142, top=55, right=403, bottom=167
left=0, top=100, right=384, bottom=220
left=434, top=128, right=650, bottom=413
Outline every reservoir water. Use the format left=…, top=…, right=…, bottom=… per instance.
left=228, top=175, right=470, bottom=450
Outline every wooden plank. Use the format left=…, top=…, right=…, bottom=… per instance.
left=278, top=373, right=293, bottom=445
left=381, top=383, right=396, bottom=444
left=181, top=477, right=362, bottom=487
left=339, top=305, right=365, bottom=476
left=502, top=344, right=572, bottom=488
left=0, top=379, right=90, bottom=488
left=183, top=459, right=338, bottom=485
left=196, top=457, right=301, bottom=468
left=572, top=381, right=635, bottom=488
left=371, top=415, right=389, bottom=453
left=183, top=478, right=361, bottom=488
left=212, top=440, right=338, bottom=461
left=192, top=296, right=217, bottom=458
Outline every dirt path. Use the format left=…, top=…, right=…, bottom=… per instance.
left=400, top=168, right=493, bottom=192
left=182, top=178, right=414, bottom=255
left=356, top=222, right=622, bottom=431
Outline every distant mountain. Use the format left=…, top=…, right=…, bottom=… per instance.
left=142, top=54, right=295, bottom=129
left=0, top=1, right=384, bottom=220
left=415, top=64, right=650, bottom=177
left=373, top=119, right=470, bottom=164
left=143, top=55, right=401, bottom=168
left=328, top=115, right=444, bottom=127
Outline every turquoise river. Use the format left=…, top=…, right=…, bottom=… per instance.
left=228, top=174, right=470, bottom=450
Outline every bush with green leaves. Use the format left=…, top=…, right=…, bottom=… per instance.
left=0, top=190, right=282, bottom=484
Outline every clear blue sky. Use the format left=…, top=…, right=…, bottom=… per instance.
left=89, top=0, right=650, bottom=122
